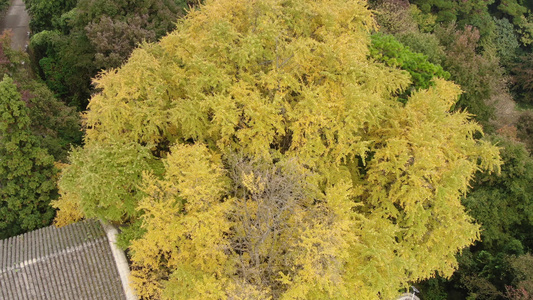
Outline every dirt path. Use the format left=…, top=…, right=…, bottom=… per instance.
left=0, top=0, right=30, bottom=51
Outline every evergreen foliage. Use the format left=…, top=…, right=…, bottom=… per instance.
left=0, top=76, right=57, bottom=239
left=496, top=0, right=533, bottom=46
left=0, top=32, right=82, bottom=162
left=0, top=32, right=80, bottom=238
left=370, top=33, right=450, bottom=100
left=26, top=0, right=192, bottom=108
left=25, top=0, right=77, bottom=33
left=517, top=111, right=533, bottom=152
left=24, top=82, right=82, bottom=162
left=0, top=0, right=10, bottom=13
left=435, top=24, right=503, bottom=128
left=511, top=53, right=533, bottom=104
left=396, top=31, right=446, bottom=66
left=465, top=136, right=533, bottom=250
left=493, top=17, right=521, bottom=67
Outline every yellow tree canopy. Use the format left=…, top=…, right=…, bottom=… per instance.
left=55, top=0, right=501, bottom=298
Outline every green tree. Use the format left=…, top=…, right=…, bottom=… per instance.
left=23, top=81, right=82, bottom=162
left=435, top=24, right=504, bottom=129
left=27, top=0, right=191, bottom=108
left=396, top=31, right=446, bottom=66
left=517, top=111, right=533, bottom=152
left=496, top=0, right=533, bottom=46
left=506, top=253, right=533, bottom=298
left=456, top=136, right=533, bottom=299
left=0, top=31, right=82, bottom=161
left=0, top=76, right=57, bottom=239
left=493, top=17, right=521, bottom=66
left=56, top=0, right=501, bottom=298
left=369, top=33, right=450, bottom=101
left=465, top=136, right=533, bottom=250
left=410, top=0, right=496, bottom=39
left=24, top=0, right=77, bottom=33
left=511, top=53, right=533, bottom=105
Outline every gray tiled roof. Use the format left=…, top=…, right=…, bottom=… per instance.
left=0, top=220, right=127, bottom=300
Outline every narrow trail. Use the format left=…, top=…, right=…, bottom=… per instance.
left=0, top=0, right=30, bottom=51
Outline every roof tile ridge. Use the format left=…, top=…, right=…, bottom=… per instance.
left=100, top=220, right=137, bottom=300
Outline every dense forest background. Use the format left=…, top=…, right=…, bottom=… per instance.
left=368, top=1, right=533, bottom=299
left=0, top=0, right=532, bottom=299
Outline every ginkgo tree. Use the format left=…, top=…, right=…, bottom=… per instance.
left=54, top=0, right=501, bottom=298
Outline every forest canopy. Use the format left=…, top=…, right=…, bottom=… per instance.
left=53, top=0, right=502, bottom=298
